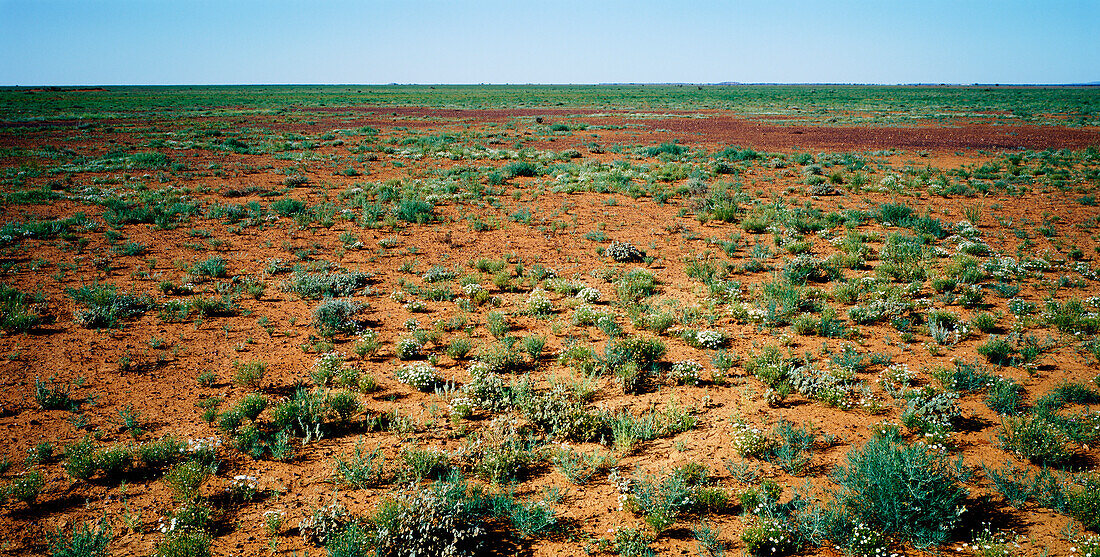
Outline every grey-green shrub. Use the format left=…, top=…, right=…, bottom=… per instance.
left=832, top=435, right=969, bottom=546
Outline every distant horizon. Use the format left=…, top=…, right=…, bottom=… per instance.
left=5, top=82, right=1099, bottom=88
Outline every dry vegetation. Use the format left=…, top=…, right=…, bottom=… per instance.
left=1, top=85, right=1100, bottom=557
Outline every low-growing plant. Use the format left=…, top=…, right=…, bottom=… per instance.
left=833, top=435, right=969, bottom=546
left=999, top=415, right=1073, bottom=466
left=67, top=283, right=153, bottom=329
left=313, top=299, right=362, bottom=337
left=47, top=518, right=113, bottom=557
left=233, top=360, right=265, bottom=388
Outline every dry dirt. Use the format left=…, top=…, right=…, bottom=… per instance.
left=1, top=106, right=1099, bottom=557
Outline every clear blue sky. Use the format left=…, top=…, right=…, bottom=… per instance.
left=1, top=0, right=1097, bottom=85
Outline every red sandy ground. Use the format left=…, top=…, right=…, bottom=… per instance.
left=0, top=108, right=1097, bottom=556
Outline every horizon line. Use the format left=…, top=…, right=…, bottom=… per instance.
left=3, top=82, right=1099, bottom=89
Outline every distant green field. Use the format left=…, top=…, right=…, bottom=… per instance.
left=1, top=84, right=1097, bottom=126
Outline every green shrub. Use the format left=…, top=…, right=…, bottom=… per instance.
left=446, top=338, right=472, bottom=360
left=742, top=517, right=799, bottom=557
left=232, top=360, right=265, bottom=388
left=1068, top=475, right=1100, bottom=532
left=617, top=268, right=658, bottom=303
left=6, top=470, right=45, bottom=504
left=0, top=284, right=47, bottom=332
left=67, top=283, right=153, bottom=329
left=164, top=461, right=211, bottom=503
left=328, top=390, right=361, bottom=422
left=283, top=270, right=373, bottom=299
left=605, top=336, right=666, bottom=372
left=155, top=531, right=212, bottom=557
left=395, top=197, right=435, bottom=223
left=977, top=336, right=1017, bottom=366
left=333, top=440, right=388, bottom=488
left=833, top=435, right=969, bottom=546
left=486, top=311, right=509, bottom=338
left=501, top=160, right=539, bottom=178
left=47, top=518, right=112, bottom=557
left=611, top=527, right=654, bottom=557
left=35, top=375, right=79, bottom=411
left=270, top=197, right=306, bottom=216
left=986, top=377, right=1024, bottom=415
left=190, top=256, right=227, bottom=279
left=65, top=437, right=98, bottom=480
left=313, top=299, right=362, bottom=337
left=999, top=415, right=1073, bottom=466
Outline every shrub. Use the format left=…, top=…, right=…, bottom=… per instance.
left=605, top=336, right=666, bottom=372
left=6, top=470, right=45, bottom=504
left=65, top=437, right=98, bottom=480
left=617, top=268, right=658, bottom=303
left=67, top=283, right=153, bottom=329
left=607, top=241, right=643, bottom=262
left=741, top=517, right=799, bottom=557
left=333, top=440, right=388, bottom=488
left=395, top=363, right=441, bottom=392
left=0, top=284, right=47, bottom=333
left=35, top=376, right=79, bottom=411
left=986, top=377, right=1024, bottom=415
left=395, top=197, right=435, bottom=223
left=999, top=415, right=1073, bottom=466
left=1068, top=475, right=1100, bottom=532
left=232, top=360, right=265, bottom=388
left=283, top=271, right=373, bottom=299
left=395, top=336, right=421, bottom=360
left=502, top=160, right=539, bottom=178
left=313, top=299, right=362, bottom=337
left=833, top=435, right=969, bottom=546
left=977, top=336, right=1017, bottom=366
left=47, top=518, right=112, bottom=557
left=190, top=256, right=227, bottom=279
left=669, top=360, right=703, bottom=386
left=164, top=461, right=211, bottom=503
left=154, top=530, right=212, bottom=557
left=486, top=311, right=509, bottom=338
left=339, top=476, right=488, bottom=556
left=271, top=197, right=306, bottom=216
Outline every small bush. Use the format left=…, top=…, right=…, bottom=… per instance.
left=47, top=519, right=112, bottom=557
left=395, top=363, right=442, bottom=392
left=1068, top=475, right=1100, bottom=532
left=233, top=360, right=265, bottom=388
left=0, top=284, right=48, bottom=333
left=313, top=299, right=362, bottom=337
left=6, top=470, right=45, bottom=504
left=190, top=256, right=227, bottom=279
left=999, top=415, right=1073, bottom=466
left=607, top=241, right=643, bottom=262
left=67, top=283, right=153, bottom=329
left=833, top=435, right=969, bottom=546
left=986, top=377, right=1024, bottom=415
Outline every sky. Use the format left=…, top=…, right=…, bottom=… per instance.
left=1, top=0, right=1097, bottom=86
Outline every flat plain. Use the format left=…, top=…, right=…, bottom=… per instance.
left=1, top=85, right=1100, bottom=557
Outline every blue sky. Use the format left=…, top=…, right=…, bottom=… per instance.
left=1, top=0, right=1097, bottom=85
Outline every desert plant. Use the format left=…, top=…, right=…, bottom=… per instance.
left=67, top=283, right=153, bottom=329
left=395, top=363, right=441, bottom=392
left=6, top=470, right=45, bottom=504
left=233, top=360, right=265, bottom=388
left=190, top=256, right=227, bottom=279
left=0, top=283, right=48, bottom=333
left=999, top=415, right=1073, bottom=466
left=313, top=299, right=362, bottom=337
left=47, top=518, right=112, bottom=557
left=985, top=376, right=1024, bottom=415
left=833, top=435, right=969, bottom=546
